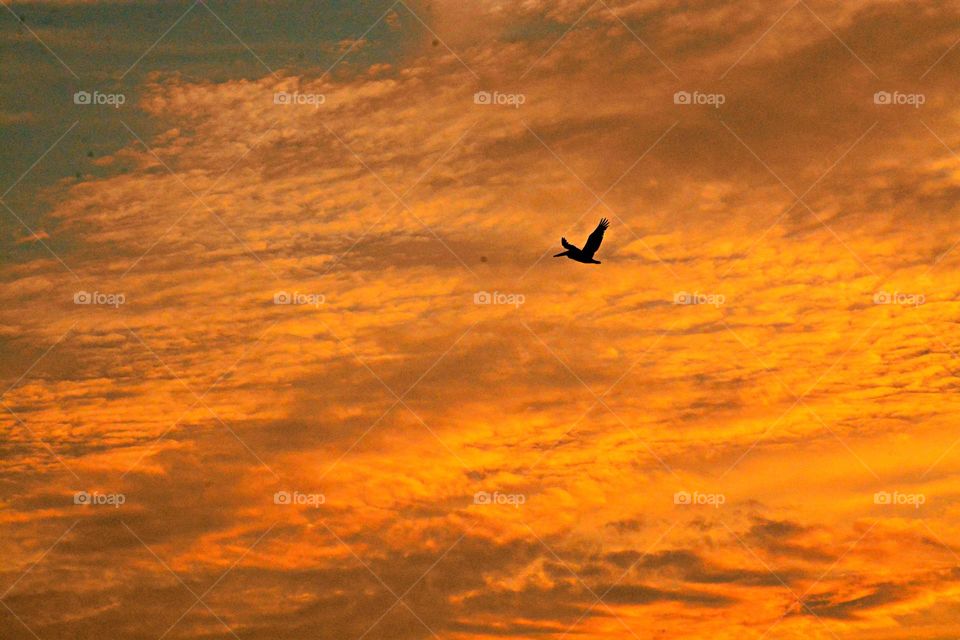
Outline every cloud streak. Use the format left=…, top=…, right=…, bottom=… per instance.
left=3, top=0, right=960, bottom=638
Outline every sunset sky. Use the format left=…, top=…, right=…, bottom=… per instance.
left=3, top=1, right=960, bottom=638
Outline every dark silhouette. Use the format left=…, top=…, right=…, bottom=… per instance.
left=554, top=218, right=610, bottom=264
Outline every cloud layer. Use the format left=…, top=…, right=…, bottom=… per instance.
left=3, top=1, right=960, bottom=638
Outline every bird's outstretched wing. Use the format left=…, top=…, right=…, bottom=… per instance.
left=561, top=237, right=577, bottom=250
left=581, top=218, right=609, bottom=258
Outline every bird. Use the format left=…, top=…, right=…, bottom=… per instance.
left=554, top=218, right=610, bottom=264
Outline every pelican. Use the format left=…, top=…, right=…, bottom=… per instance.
left=554, top=218, right=609, bottom=264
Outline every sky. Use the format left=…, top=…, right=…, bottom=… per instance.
left=2, top=0, right=960, bottom=638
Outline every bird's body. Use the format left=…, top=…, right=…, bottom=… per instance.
left=554, top=218, right=609, bottom=264
left=558, top=244, right=602, bottom=264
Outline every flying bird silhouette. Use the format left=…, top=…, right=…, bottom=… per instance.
left=554, top=218, right=610, bottom=264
